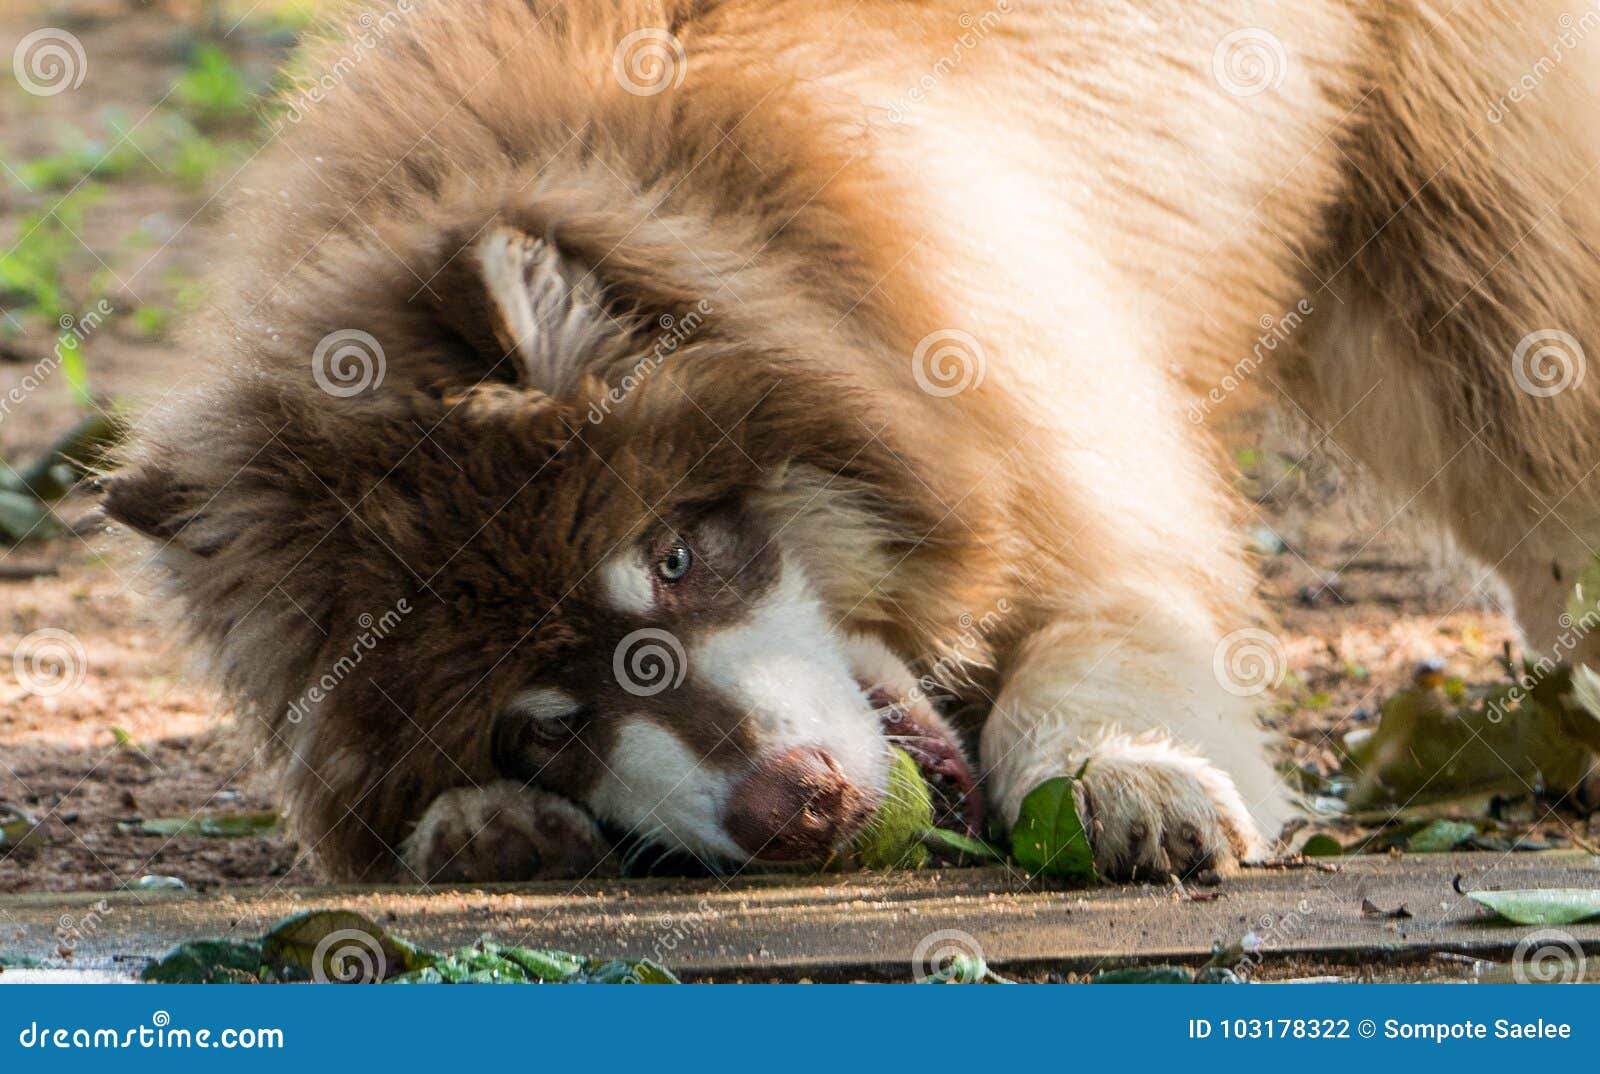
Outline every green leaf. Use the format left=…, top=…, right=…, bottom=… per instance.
left=621, top=959, right=680, bottom=984
left=142, top=940, right=264, bottom=983
left=1405, top=819, right=1479, bottom=853
left=1348, top=661, right=1598, bottom=808
left=0, top=953, right=46, bottom=970
left=1193, top=965, right=1247, bottom=984
left=261, top=909, right=421, bottom=983
left=0, top=489, right=58, bottom=543
left=497, top=945, right=586, bottom=982
left=1300, top=833, right=1345, bottom=857
left=1564, top=554, right=1600, bottom=628
left=138, top=909, right=685, bottom=985
left=404, top=944, right=534, bottom=984
left=388, top=943, right=679, bottom=984
left=176, top=44, right=255, bottom=123
left=1010, top=776, right=1096, bottom=880
left=134, top=810, right=280, bottom=838
left=921, top=827, right=1004, bottom=863
left=0, top=806, right=42, bottom=853
left=1090, top=966, right=1197, bottom=984
left=916, top=952, right=1012, bottom=984
left=1468, top=888, right=1600, bottom=926
left=851, top=747, right=933, bottom=869
left=581, top=958, right=681, bottom=984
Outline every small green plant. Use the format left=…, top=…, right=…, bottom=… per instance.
left=176, top=44, right=256, bottom=124
left=0, top=186, right=104, bottom=320
left=171, top=130, right=234, bottom=188
left=129, top=304, right=174, bottom=339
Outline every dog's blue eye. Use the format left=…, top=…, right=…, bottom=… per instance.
left=657, top=542, right=692, bottom=582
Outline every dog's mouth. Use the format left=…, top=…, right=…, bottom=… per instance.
left=865, top=685, right=983, bottom=838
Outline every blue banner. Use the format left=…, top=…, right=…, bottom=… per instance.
left=1, top=984, right=1593, bottom=1071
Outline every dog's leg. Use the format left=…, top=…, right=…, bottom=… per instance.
left=1286, top=9, right=1600, bottom=673
left=401, top=781, right=615, bottom=883
left=980, top=607, right=1293, bottom=880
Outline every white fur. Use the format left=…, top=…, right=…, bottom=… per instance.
left=587, top=718, right=745, bottom=861
left=599, top=553, right=655, bottom=616
left=842, top=631, right=921, bottom=697
left=689, top=561, right=889, bottom=800
left=473, top=228, right=542, bottom=372
left=979, top=608, right=1290, bottom=868
left=507, top=686, right=582, bottom=722
left=472, top=226, right=611, bottom=393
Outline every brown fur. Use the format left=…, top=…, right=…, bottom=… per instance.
left=108, top=0, right=1600, bottom=879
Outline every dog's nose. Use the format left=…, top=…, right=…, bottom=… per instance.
left=724, top=746, right=862, bottom=861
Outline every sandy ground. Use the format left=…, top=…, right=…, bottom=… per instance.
left=1, top=7, right=1594, bottom=898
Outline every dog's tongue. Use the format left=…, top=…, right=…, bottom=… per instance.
left=868, top=688, right=983, bottom=838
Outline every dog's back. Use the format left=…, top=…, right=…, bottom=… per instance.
left=107, top=0, right=1600, bottom=880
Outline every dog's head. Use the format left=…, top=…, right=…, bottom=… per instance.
left=104, top=223, right=985, bottom=876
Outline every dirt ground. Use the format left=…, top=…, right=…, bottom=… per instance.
left=2, top=6, right=1596, bottom=898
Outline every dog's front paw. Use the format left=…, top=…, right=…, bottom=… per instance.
left=1065, top=734, right=1267, bottom=881
left=402, top=781, right=615, bottom=883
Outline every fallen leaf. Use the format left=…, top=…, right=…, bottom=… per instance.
left=1360, top=898, right=1413, bottom=919
left=1467, top=888, right=1600, bottom=926
left=0, top=490, right=59, bottom=543
left=1090, top=966, right=1205, bottom=984
left=920, top=827, right=1004, bottom=864
left=261, top=909, right=422, bottom=983
left=142, top=940, right=265, bottom=984
left=1010, top=775, right=1096, bottom=881
left=0, top=805, right=42, bottom=854
left=916, top=952, right=1012, bottom=984
left=129, top=811, right=280, bottom=838
left=1348, top=659, right=1599, bottom=809
left=1300, top=833, right=1344, bottom=857
left=1405, top=819, right=1479, bottom=853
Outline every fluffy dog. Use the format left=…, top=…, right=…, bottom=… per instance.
left=106, top=0, right=1600, bottom=882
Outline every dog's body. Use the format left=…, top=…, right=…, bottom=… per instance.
left=108, top=0, right=1600, bottom=881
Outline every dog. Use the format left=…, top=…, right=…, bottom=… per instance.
left=105, top=0, right=1600, bottom=883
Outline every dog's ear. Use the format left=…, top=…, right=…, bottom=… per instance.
left=101, top=457, right=231, bottom=556
left=427, top=224, right=613, bottom=396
